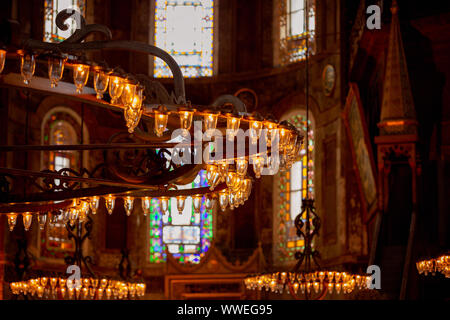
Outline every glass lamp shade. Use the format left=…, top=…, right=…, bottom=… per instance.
left=68, top=208, right=79, bottom=226
left=123, top=197, right=134, bottom=217
left=176, top=195, right=186, bottom=214
left=279, top=127, right=289, bottom=149
left=6, top=212, right=18, bottom=231
left=89, top=196, right=100, bottom=215
left=20, top=54, right=35, bottom=85
left=205, top=194, right=214, bottom=210
left=124, top=106, right=143, bottom=133
left=203, top=112, right=219, bottom=134
left=218, top=161, right=228, bottom=182
left=154, top=108, right=169, bottom=137
left=178, top=108, right=194, bottom=137
left=104, top=195, right=115, bottom=215
left=226, top=115, right=241, bottom=141
left=265, top=121, right=278, bottom=145
left=109, top=75, right=124, bottom=104
left=131, top=85, right=145, bottom=110
left=218, top=190, right=229, bottom=211
left=141, top=197, right=151, bottom=216
left=93, top=70, right=109, bottom=99
left=236, top=158, right=248, bottom=176
left=249, top=120, right=263, bottom=144
left=228, top=193, right=235, bottom=210
left=48, top=57, right=65, bottom=88
left=73, top=64, right=90, bottom=94
left=124, top=196, right=134, bottom=216
left=226, top=171, right=239, bottom=190
left=192, top=195, right=202, bottom=213
left=0, top=49, right=6, bottom=73
left=22, top=212, right=33, bottom=231
left=252, top=156, right=263, bottom=178
left=159, top=196, right=169, bottom=215
left=121, top=82, right=137, bottom=107
left=38, top=213, right=47, bottom=230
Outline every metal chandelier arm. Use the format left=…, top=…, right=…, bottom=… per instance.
left=23, top=39, right=186, bottom=104
left=211, top=94, right=248, bottom=113
left=22, top=10, right=186, bottom=104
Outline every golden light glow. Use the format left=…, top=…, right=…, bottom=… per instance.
left=72, top=64, right=90, bottom=94
left=10, top=277, right=146, bottom=300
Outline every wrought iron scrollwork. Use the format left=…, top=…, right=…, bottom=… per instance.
left=293, top=199, right=321, bottom=272
left=64, top=214, right=96, bottom=277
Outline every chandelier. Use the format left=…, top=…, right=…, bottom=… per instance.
left=416, top=254, right=450, bottom=278
left=10, top=277, right=146, bottom=300
left=244, top=199, right=371, bottom=299
left=244, top=20, right=369, bottom=299
left=0, top=9, right=303, bottom=232
left=9, top=211, right=146, bottom=300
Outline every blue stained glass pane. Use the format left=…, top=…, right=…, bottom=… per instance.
left=149, top=170, right=213, bottom=264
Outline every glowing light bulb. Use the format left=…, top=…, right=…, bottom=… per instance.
left=265, top=121, right=278, bottom=145
left=236, top=158, right=248, bottom=176
left=176, top=195, right=186, bottom=214
left=104, top=195, right=115, bottom=215
left=226, top=171, right=237, bottom=189
left=205, top=194, right=214, bottom=210
left=93, top=69, right=109, bottom=99
left=226, top=115, right=241, bottom=141
left=249, top=120, right=262, bottom=144
left=48, top=56, right=65, bottom=88
left=22, top=212, right=33, bottom=231
left=178, top=108, right=194, bottom=137
left=109, top=75, right=124, bottom=104
left=38, top=213, right=47, bottom=230
left=192, top=195, right=202, bottom=213
left=228, top=192, right=235, bottom=210
left=203, top=111, right=218, bottom=135
left=73, top=64, right=90, bottom=94
left=252, top=156, right=263, bottom=178
left=89, top=196, right=100, bottom=215
left=218, top=189, right=229, bottom=211
left=141, top=196, right=151, bottom=216
left=154, top=106, right=168, bottom=137
left=279, top=127, right=289, bottom=148
left=123, top=196, right=134, bottom=216
left=121, top=81, right=137, bottom=107
left=159, top=196, right=169, bottom=216
left=6, top=212, right=18, bottom=231
left=20, top=54, right=35, bottom=85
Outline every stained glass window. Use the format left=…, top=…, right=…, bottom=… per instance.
left=44, top=0, right=86, bottom=42
left=149, top=170, right=213, bottom=264
left=154, top=0, right=214, bottom=78
left=275, top=113, right=314, bottom=264
left=41, top=113, right=80, bottom=257
left=280, top=0, right=315, bottom=64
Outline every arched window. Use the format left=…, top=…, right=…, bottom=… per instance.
left=279, top=0, right=315, bottom=64
left=274, top=111, right=315, bottom=265
left=44, top=0, right=86, bottom=42
left=149, top=170, right=213, bottom=264
left=154, top=0, right=214, bottom=78
left=40, top=108, right=88, bottom=258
